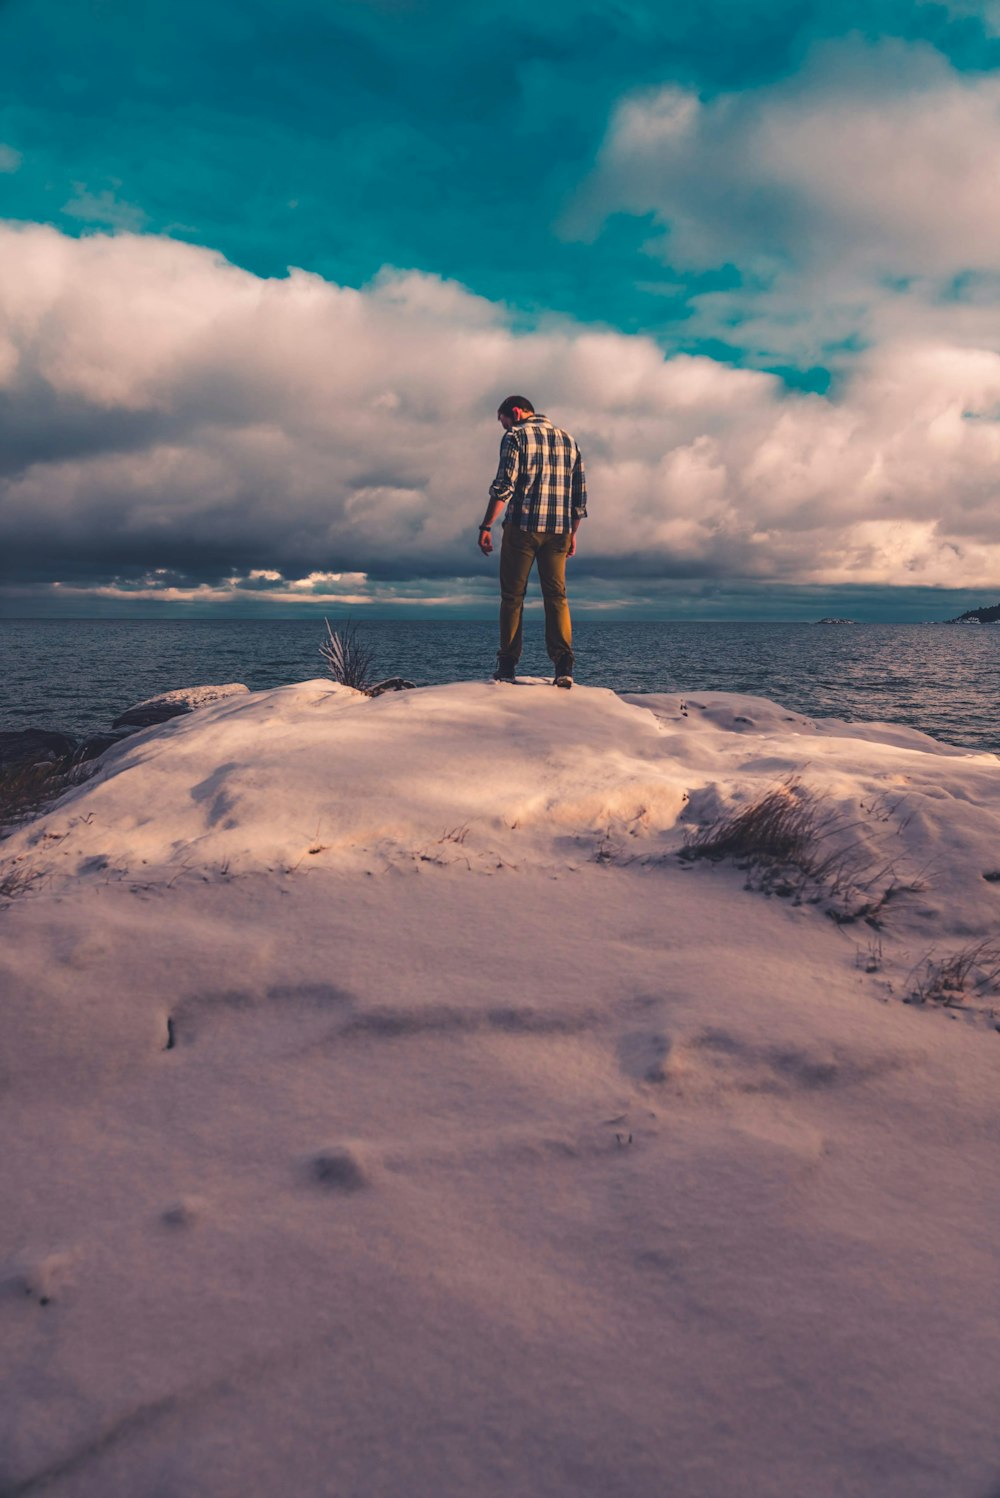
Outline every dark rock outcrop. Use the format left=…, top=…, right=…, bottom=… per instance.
left=112, top=701, right=190, bottom=729
left=112, top=683, right=250, bottom=729
left=3, top=686, right=251, bottom=778
left=0, top=729, right=78, bottom=768
left=72, top=730, right=139, bottom=764
left=368, top=677, right=417, bottom=697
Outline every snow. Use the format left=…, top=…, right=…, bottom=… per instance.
left=1, top=680, right=998, bottom=1497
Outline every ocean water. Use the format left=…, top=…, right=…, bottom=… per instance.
left=2, top=617, right=999, bottom=754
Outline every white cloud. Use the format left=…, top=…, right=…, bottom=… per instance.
left=62, top=183, right=148, bottom=232
left=569, top=40, right=1000, bottom=361
left=932, top=0, right=1000, bottom=36
left=577, top=40, right=1000, bottom=277
left=2, top=221, right=1000, bottom=596
left=0, top=145, right=21, bottom=173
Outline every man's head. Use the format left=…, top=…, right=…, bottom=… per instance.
left=497, top=395, right=535, bottom=431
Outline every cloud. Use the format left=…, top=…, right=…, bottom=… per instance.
left=0, top=144, right=20, bottom=173
left=569, top=40, right=1000, bottom=362
left=30, top=570, right=491, bottom=612
left=9, top=0, right=996, bottom=359
left=934, top=0, right=1000, bottom=35
left=3, top=221, right=1000, bottom=609
left=577, top=42, right=1000, bottom=276
left=61, top=182, right=148, bottom=231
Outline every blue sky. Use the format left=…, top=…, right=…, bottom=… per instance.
left=2, top=0, right=1000, bottom=618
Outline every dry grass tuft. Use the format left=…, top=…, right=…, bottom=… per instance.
left=318, top=620, right=415, bottom=698
left=0, top=760, right=68, bottom=838
left=0, top=860, right=41, bottom=902
left=679, top=777, right=817, bottom=867
left=678, top=776, right=921, bottom=925
left=320, top=618, right=376, bottom=692
left=906, top=940, right=1000, bottom=1006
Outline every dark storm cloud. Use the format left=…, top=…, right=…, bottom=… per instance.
left=2, top=2, right=1000, bottom=613
left=4, top=224, right=1000, bottom=617
left=0, top=388, right=178, bottom=474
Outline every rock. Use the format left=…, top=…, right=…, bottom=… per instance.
left=72, top=729, right=140, bottom=764
left=0, top=728, right=78, bottom=768
left=112, top=683, right=250, bottom=730
left=367, top=678, right=417, bottom=697
left=112, top=701, right=190, bottom=729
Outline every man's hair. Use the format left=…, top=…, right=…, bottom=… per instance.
left=497, top=395, right=535, bottom=419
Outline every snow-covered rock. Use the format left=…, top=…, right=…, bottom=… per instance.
left=112, top=681, right=249, bottom=728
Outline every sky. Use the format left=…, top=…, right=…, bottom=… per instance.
left=2, top=0, right=1000, bottom=620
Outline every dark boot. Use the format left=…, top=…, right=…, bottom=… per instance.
left=553, top=652, right=574, bottom=689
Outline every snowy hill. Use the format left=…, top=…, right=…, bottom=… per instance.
left=1, top=681, right=998, bottom=1498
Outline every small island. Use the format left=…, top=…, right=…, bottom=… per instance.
left=948, top=603, right=1000, bottom=623
left=814, top=617, right=857, bottom=624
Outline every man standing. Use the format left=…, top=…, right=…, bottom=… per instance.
left=477, top=395, right=587, bottom=688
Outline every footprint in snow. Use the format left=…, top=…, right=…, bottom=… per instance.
left=160, top=1197, right=203, bottom=1229
left=0, top=1251, right=76, bottom=1307
left=307, top=1145, right=371, bottom=1192
left=617, top=1030, right=673, bottom=1084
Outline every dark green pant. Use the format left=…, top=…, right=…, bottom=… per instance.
left=498, top=524, right=573, bottom=669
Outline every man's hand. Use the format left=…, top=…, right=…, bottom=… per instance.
left=567, top=532, right=577, bottom=558
left=478, top=527, right=494, bottom=556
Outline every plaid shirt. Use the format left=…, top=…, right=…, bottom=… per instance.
left=489, top=414, right=588, bottom=532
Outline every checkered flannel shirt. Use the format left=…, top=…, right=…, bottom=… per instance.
left=489, top=414, right=588, bottom=533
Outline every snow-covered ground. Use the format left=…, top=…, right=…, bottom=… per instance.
left=1, top=680, right=999, bottom=1498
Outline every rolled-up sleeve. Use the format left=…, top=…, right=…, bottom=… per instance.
left=571, top=446, right=588, bottom=519
left=489, top=431, right=520, bottom=506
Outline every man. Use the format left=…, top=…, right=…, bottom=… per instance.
left=477, top=395, right=587, bottom=688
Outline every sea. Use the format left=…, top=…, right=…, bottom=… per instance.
left=2, top=617, right=999, bottom=755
